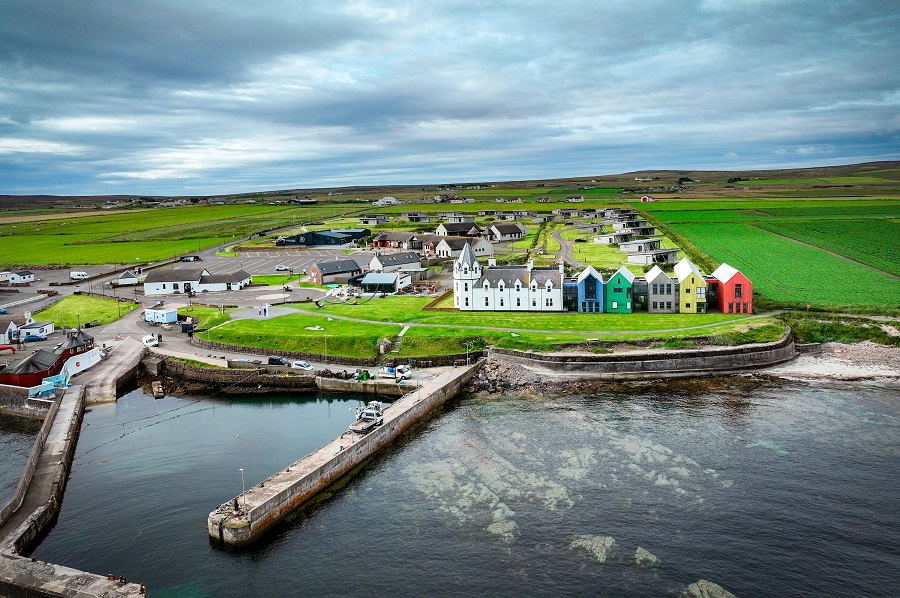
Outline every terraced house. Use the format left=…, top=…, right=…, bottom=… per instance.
left=674, top=257, right=708, bottom=313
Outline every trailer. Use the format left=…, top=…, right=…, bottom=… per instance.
left=144, top=306, right=178, bottom=324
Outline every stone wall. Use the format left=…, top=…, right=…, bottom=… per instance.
left=190, top=337, right=379, bottom=367
left=161, top=360, right=317, bottom=391
left=0, top=400, right=58, bottom=528
left=0, top=385, right=49, bottom=420
left=490, top=328, right=797, bottom=378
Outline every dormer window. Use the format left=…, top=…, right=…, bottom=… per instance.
left=498, top=282, right=504, bottom=291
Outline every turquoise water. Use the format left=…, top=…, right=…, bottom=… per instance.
left=31, top=377, right=900, bottom=596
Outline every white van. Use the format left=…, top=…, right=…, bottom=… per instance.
left=70, top=271, right=90, bottom=280
left=142, top=334, right=159, bottom=347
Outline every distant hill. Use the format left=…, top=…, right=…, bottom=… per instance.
left=1, top=160, right=897, bottom=210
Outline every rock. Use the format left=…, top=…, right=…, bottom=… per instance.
left=684, top=579, right=738, bottom=598
left=635, top=546, right=659, bottom=568
left=571, top=535, right=617, bottom=562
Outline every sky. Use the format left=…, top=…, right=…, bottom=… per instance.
left=1, top=0, right=898, bottom=196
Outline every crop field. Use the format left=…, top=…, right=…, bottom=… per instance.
left=754, top=220, right=900, bottom=276
left=0, top=204, right=345, bottom=266
left=672, top=222, right=900, bottom=307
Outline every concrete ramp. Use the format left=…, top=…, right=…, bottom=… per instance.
left=80, top=337, right=145, bottom=403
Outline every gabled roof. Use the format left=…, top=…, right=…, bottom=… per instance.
left=143, top=267, right=208, bottom=283
left=456, top=243, right=479, bottom=268
left=6, top=349, right=60, bottom=374
left=439, top=237, right=471, bottom=250
left=374, top=253, right=420, bottom=267
left=118, top=270, right=138, bottom=279
left=674, top=257, right=704, bottom=283
left=373, top=232, right=417, bottom=242
left=644, top=265, right=673, bottom=284
left=314, top=259, right=362, bottom=275
left=490, top=222, right=525, bottom=234
left=55, top=329, right=94, bottom=353
left=609, top=266, right=636, bottom=284
left=577, top=265, right=603, bottom=284
left=438, top=222, right=481, bottom=234
left=19, top=321, right=53, bottom=330
left=711, top=263, right=741, bottom=283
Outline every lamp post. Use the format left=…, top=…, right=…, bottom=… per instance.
left=77, top=314, right=81, bottom=329
left=239, top=468, right=246, bottom=510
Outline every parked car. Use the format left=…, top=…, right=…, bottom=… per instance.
left=0, top=308, right=6, bottom=314
left=291, top=360, right=314, bottom=370
left=268, top=356, right=289, bottom=366
left=141, top=334, right=159, bottom=347
left=23, top=333, right=48, bottom=342
left=275, top=265, right=289, bottom=271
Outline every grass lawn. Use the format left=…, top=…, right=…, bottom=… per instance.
left=289, top=296, right=749, bottom=331
left=34, top=295, right=138, bottom=328
left=207, top=313, right=402, bottom=357
left=251, top=274, right=302, bottom=285
left=177, top=306, right=236, bottom=328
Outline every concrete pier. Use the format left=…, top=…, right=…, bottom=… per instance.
left=208, top=362, right=483, bottom=547
left=0, top=385, right=144, bottom=596
left=78, top=337, right=145, bottom=403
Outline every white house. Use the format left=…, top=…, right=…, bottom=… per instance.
left=115, top=270, right=142, bottom=286
left=372, top=197, right=399, bottom=206
left=359, top=214, right=389, bottom=225
left=435, top=236, right=494, bottom=259
left=369, top=252, right=421, bottom=273
left=19, top=312, right=55, bottom=337
left=142, top=268, right=251, bottom=295
left=453, top=243, right=563, bottom=312
left=8, top=271, right=35, bottom=284
left=0, top=318, right=19, bottom=342
left=488, top=222, right=527, bottom=242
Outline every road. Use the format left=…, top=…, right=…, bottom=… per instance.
left=550, top=227, right=585, bottom=268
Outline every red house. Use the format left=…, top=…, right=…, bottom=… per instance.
left=711, top=263, right=752, bottom=314
left=0, top=350, right=63, bottom=387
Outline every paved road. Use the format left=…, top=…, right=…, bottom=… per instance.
left=551, top=227, right=585, bottom=268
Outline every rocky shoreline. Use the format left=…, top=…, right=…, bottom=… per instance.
left=469, top=341, right=900, bottom=391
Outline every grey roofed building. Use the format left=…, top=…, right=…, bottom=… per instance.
left=200, top=269, right=251, bottom=284
left=143, top=267, right=207, bottom=283
left=435, top=222, right=482, bottom=236
left=5, top=349, right=59, bottom=374
left=476, top=264, right=562, bottom=288
left=316, top=259, right=362, bottom=276
left=370, top=252, right=421, bottom=269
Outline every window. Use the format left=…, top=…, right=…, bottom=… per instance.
left=614, top=287, right=623, bottom=294
left=652, top=301, right=658, bottom=309
left=686, top=302, right=691, bottom=309
left=666, top=284, right=672, bottom=294
left=485, top=297, right=489, bottom=306
left=464, top=266, right=468, bottom=274
left=735, top=284, right=743, bottom=299
left=464, top=297, right=469, bottom=306
left=500, top=298, right=504, bottom=306
left=517, top=298, right=521, bottom=307
left=464, top=282, right=469, bottom=291
left=516, top=283, right=521, bottom=291
left=743, top=302, right=749, bottom=312
left=728, top=302, right=734, bottom=313
left=666, top=301, right=672, bottom=310
left=582, top=302, right=587, bottom=311
left=612, top=301, right=618, bottom=309
left=697, top=287, right=706, bottom=298
left=685, top=287, right=690, bottom=294
left=652, top=284, right=658, bottom=294
left=532, top=299, right=536, bottom=307
left=626, top=288, right=632, bottom=298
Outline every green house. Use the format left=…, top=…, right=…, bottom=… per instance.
left=604, top=266, right=635, bottom=313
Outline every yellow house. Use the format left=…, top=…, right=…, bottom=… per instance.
left=674, top=257, right=708, bottom=313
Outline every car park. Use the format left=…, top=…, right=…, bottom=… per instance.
left=23, top=333, right=48, bottom=342
left=291, top=360, right=314, bottom=370
left=268, top=356, right=289, bottom=366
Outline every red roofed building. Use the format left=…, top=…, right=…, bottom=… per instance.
left=711, top=263, right=752, bottom=314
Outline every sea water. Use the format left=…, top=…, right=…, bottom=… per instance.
left=31, top=377, right=900, bottom=597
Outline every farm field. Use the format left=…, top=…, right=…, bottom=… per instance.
left=0, top=204, right=351, bottom=266
left=753, top=220, right=900, bottom=276
left=734, top=177, right=893, bottom=185
left=672, top=222, right=900, bottom=307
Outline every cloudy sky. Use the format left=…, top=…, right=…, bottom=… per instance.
left=1, top=0, right=897, bottom=195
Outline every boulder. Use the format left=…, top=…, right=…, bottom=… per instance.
left=571, top=535, right=617, bottom=563
left=684, top=579, right=737, bottom=598
left=635, top=546, right=659, bottom=568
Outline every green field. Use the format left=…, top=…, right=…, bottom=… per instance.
left=754, top=220, right=900, bottom=276
left=733, top=177, right=892, bottom=185
left=0, top=204, right=349, bottom=266
left=34, top=295, right=139, bottom=328
left=672, top=222, right=900, bottom=307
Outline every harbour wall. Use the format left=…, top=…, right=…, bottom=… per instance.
left=0, top=385, right=51, bottom=420
left=490, top=329, right=797, bottom=379
left=208, top=362, right=483, bottom=547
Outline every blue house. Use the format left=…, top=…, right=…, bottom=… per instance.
left=576, top=266, right=604, bottom=313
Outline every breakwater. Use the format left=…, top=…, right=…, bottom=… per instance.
left=0, top=385, right=144, bottom=597
left=491, top=328, right=797, bottom=378
left=207, top=362, right=483, bottom=547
